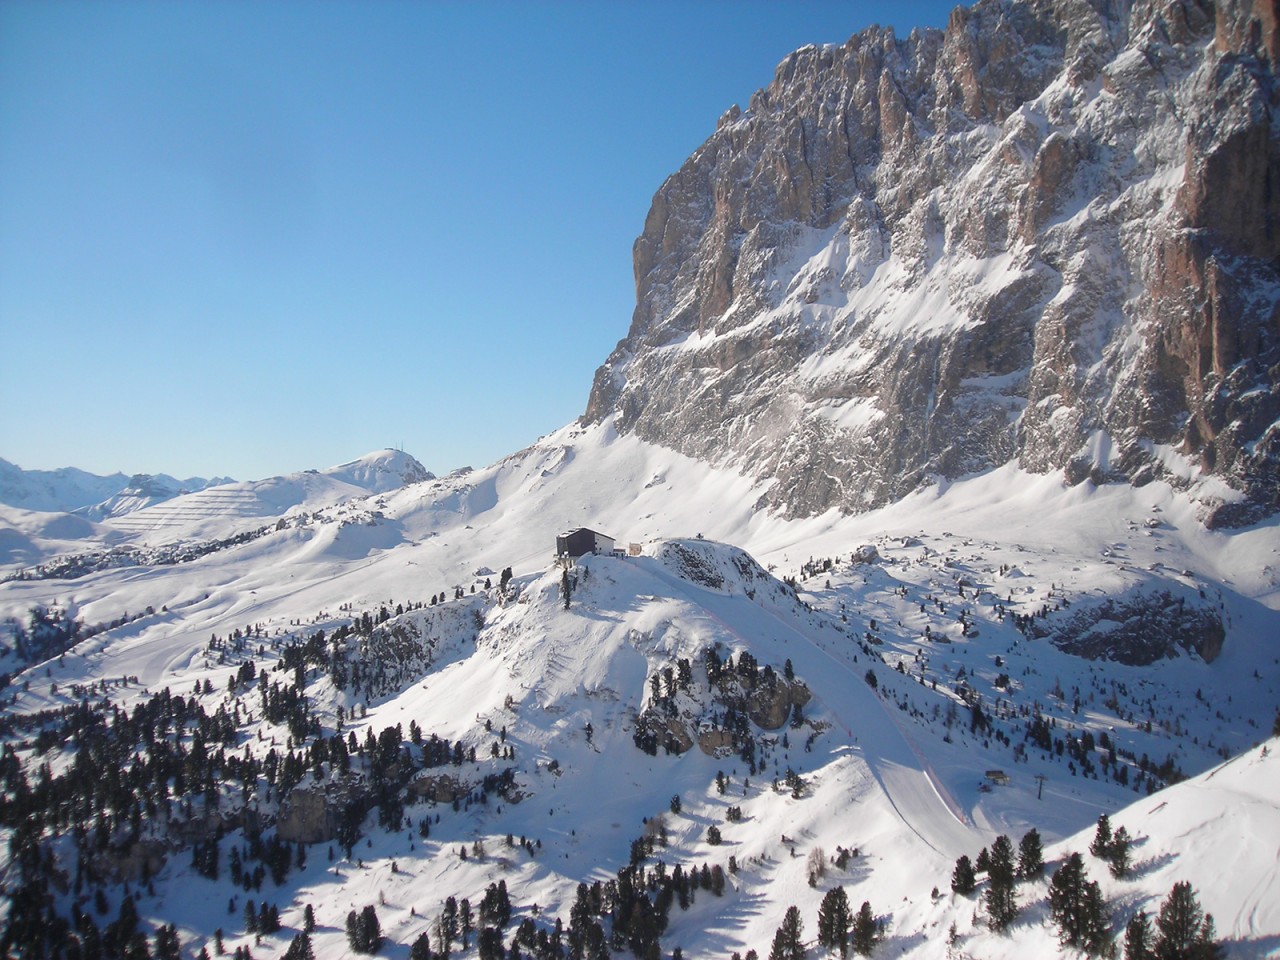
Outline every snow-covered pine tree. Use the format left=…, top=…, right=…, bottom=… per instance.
left=816, top=886, right=852, bottom=957
left=1047, top=852, right=1109, bottom=955
left=1123, top=909, right=1153, bottom=960
left=951, top=855, right=976, bottom=895
left=769, top=906, right=804, bottom=960
left=984, top=835, right=1017, bottom=931
left=850, top=901, right=881, bottom=956
left=1154, top=882, right=1223, bottom=959
left=1108, top=825, right=1132, bottom=878
left=1018, top=829, right=1044, bottom=879
left=1089, top=814, right=1112, bottom=858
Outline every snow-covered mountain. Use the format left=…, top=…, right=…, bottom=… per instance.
left=0, top=457, right=230, bottom=516
left=322, top=449, right=435, bottom=495
left=97, top=447, right=432, bottom=541
left=2, top=0, right=1279, bottom=956
left=0, top=419, right=1276, bottom=957
left=586, top=0, right=1280, bottom=526
left=80, top=474, right=237, bottom=523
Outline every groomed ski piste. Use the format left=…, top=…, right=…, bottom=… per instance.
left=1, top=422, right=1278, bottom=957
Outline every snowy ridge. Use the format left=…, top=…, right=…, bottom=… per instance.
left=102, top=449, right=432, bottom=539
left=2, top=0, right=1279, bottom=948
left=0, top=456, right=229, bottom=516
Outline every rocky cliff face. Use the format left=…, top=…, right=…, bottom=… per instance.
left=586, top=0, right=1279, bottom=525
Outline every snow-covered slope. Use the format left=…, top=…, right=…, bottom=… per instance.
left=101, top=449, right=432, bottom=539
left=889, top=738, right=1280, bottom=960
left=0, top=420, right=1276, bottom=957
left=2, top=0, right=1279, bottom=952
left=0, top=504, right=128, bottom=567
left=0, top=456, right=228, bottom=516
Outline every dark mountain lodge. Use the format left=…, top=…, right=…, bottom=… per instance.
left=556, top=528, right=615, bottom=559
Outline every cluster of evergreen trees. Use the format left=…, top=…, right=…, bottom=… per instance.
left=346, top=905, right=383, bottom=954
left=948, top=822, right=1222, bottom=958
left=1122, top=882, right=1223, bottom=960
left=0, top=610, right=513, bottom=959
left=764, top=891, right=881, bottom=960
left=1089, top=814, right=1132, bottom=878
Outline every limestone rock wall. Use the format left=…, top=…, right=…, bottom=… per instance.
left=586, top=0, right=1280, bottom=523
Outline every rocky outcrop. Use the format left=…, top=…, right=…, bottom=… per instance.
left=586, top=0, right=1280, bottom=523
left=93, top=838, right=170, bottom=884
left=1028, top=588, right=1226, bottom=664
left=277, top=785, right=343, bottom=844
left=634, top=652, right=812, bottom=758
left=409, top=773, right=469, bottom=804
left=634, top=712, right=697, bottom=755
left=697, top=726, right=737, bottom=755
left=746, top=673, right=812, bottom=730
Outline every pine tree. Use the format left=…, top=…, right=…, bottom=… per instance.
left=346, top=911, right=361, bottom=953
left=347, top=905, right=383, bottom=954
left=1155, top=882, right=1201, bottom=958
left=283, top=933, right=314, bottom=960
left=441, top=896, right=459, bottom=952
left=816, top=887, right=852, bottom=958
left=769, top=906, right=804, bottom=960
left=850, top=901, right=881, bottom=957
left=1048, top=853, right=1109, bottom=955
left=478, top=927, right=506, bottom=960
left=1018, top=829, right=1044, bottom=879
left=361, top=904, right=382, bottom=954
left=461, top=898, right=474, bottom=948
left=1154, top=882, right=1222, bottom=959
left=950, top=855, right=976, bottom=895
left=984, top=835, right=1017, bottom=932
left=1124, top=910, right=1153, bottom=960
left=409, top=932, right=433, bottom=960
left=1090, top=815, right=1112, bottom=858
left=1108, top=826, right=1132, bottom=878
left=1195, top=915, right=1225, bottom=960
left=154, top=924, right=181, bottom=960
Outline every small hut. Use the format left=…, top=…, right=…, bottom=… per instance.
left=555, top=528, right=615, bottom=561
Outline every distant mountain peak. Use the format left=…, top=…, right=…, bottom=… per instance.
left=322, top=449, right=434, bottom=492
left=0, top=457, right=231, bottom=517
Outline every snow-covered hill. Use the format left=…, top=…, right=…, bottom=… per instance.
left=0, top=457, right=229, bottom=516
left=100, top=449, right=433, bottom=540
left=0, top=420, right=1276, bottom=957
left=0, top=504, right=128, bottom=568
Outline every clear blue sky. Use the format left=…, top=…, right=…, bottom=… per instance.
left=1, top=0, right=959, bottom=482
